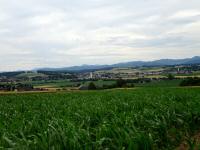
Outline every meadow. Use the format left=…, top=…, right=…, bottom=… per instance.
left=21, top=79, right=116, bottom=90
left=0, top=87, right=200, bottom=149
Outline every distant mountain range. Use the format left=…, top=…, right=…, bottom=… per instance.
left=38, top=56, right=200, bottom=72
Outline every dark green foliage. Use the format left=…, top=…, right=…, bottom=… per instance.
left=127, top=83, right=135, bottom=88
left=101, top=80, right=134, bottom=89
left=0, top=71, right=25, bottom=78
left=116, top=78, right=127, bottom=88
left=136, top=79, right=182, bottom=87
left=0, top=88, right=200, bottom=149
left=167, top=74, right=175, bottom=80
left=102, top=84, right=117, bottom=89
left=16, top=83, right=33, bottom=91
left=180, top=77, right=200, bottom=86
left=88, top=82, right=96, bottom=90
left=0, top=83, right=33, bottom=91
left=0, top=84, right=15, bottom=91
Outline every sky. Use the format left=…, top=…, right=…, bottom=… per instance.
left=0, top=0, right=200, bottom=71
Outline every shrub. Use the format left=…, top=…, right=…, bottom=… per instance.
left=180, top=77, right=200, bottom=86
left=127, top=83, right=135, bottom=88
left=102, top=84, right=117, bottom=89
left=116, top=78, right=127, bottom=88
left=167, top=74, right=175, bottom=80
left=88, top=82, right=97, bottom=90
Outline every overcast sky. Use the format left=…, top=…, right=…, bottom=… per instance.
left=0, top=0, right=200, bottom=71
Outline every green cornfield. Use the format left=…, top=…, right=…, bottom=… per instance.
left=0, top=88, right=200, bottom=149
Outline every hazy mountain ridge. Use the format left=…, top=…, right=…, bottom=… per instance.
left=38, top=56, right=200, bottom=72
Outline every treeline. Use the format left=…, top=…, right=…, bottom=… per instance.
left=31, top=75, right=77, bottom=81
left=0, top=71, right=25, bottom=78
left=0, top=83, right=33, bottom=91
left=180, top=77, right=200, bottom=86
left=36, top=71, right=77, bottom=80
left=87, top=78, right=135, bottom=90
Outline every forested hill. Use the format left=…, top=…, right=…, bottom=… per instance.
left=38, top=56, right=200, bottom=72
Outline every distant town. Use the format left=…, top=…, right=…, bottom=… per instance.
left=0, top=64, right=200, bottom=92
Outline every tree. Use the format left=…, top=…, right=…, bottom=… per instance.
left=116, top=78, right=127, bottom=88
left=167, top=74, right=175, bottom=80
left=88, top=82, right=96, bottom=90
left=16, top=83, right=33, bottom=91
left=180, top=77, right=200, bottom=86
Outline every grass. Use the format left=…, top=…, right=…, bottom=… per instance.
left=32, top=79, right=182, bottom=89
left=32, top=80, right=116, bottom=89
left=1, top=87, right=200, bottom=149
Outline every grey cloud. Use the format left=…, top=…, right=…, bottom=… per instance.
left=0, top=0, right=200, bottom=71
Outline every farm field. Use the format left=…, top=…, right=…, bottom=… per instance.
left=1, top=88, right=200, bottom=149
left=21, top=79, right=116, bottom=90
left=28, top=79, right=182, bottom=90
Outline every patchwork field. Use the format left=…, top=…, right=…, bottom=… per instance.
left=0, top=88, right=200, bottom=149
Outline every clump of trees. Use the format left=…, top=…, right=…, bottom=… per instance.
left=0, top=71, right=24, bottom=78
left=37, top=71, right=78, bottom=80
left=102, top=78, right=134, bottom=90
left=0, top=84, right=15, bottom=91
left=16, top=83, right=33, bottom=91
left=167, top=74, right=175, bottom=80
left=0, top=83, right=33, bottom=91
left=116, top=78, right=127, bottom=88
left=88, top=82, right=97, bottom=90
left=102, top=84, right=118, bottom=89
left=180, top=77, right=200, bottom=86
left=86, top=79, right=135, bottom=90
